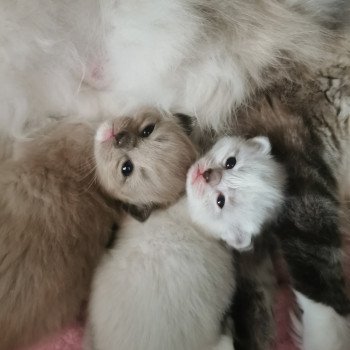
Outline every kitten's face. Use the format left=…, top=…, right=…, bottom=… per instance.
left=95, top=110, right=197, bottom=206
left=186, top=136, right=285, bottom=251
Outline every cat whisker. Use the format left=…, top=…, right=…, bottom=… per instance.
left=84, top=172, right=99, bottom=194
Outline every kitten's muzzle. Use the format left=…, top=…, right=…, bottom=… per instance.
left=202, top=168, right=222, bottom=186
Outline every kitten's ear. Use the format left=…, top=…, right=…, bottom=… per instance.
left=121, top=203, right=154, bottom=222
left=173, top=113, right=194, bottom=135
left=248, top=136, right=271, bottom=155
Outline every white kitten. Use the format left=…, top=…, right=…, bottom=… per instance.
left=187, top=136, right=286, bottom=250
left=86, top=136, right=286, bottom=350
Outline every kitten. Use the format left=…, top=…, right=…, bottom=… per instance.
left=187, top=136, right=285, bottom=250
left=85, top=136, right=285, bottom=350
left=187, top=136, right=286, bottom=350
left=0, top=0, right=348, bottom=135
left=0, top=111, right=196, bottom=350
left=94, top=111, right=197, bottom=207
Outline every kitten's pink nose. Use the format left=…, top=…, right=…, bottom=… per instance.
left=202, top=168, right=222, bottom=186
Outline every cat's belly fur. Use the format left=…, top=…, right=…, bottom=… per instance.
left=87, top=199, right=235, bottom=350
left=0, top=0, right=346, bottom=136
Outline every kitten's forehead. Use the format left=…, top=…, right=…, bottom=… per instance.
left=207, top=136, right=242, bottom=160
left=95, top=111, right=165, bottom=144
left=113, top=112, right=161, bottom=132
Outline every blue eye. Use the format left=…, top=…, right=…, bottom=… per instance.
left=217, top=193, right=225, bottom=209
left=225, top=157, right=236, bottom=169
left=121, top=160, right=133, bottom=177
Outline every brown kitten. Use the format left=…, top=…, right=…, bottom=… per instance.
left=0, top=111, right=197, bottom=350
left=94, top=109, right=198, bottom=206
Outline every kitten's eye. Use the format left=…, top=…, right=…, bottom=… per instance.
left=141, top=124, right=155, bottom=138
left=121, top=160, right=134, bottom=177
left=225, top=157, right=236, bottom=169
left=216, top=194, right=225, bottom=209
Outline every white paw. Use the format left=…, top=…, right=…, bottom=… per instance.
left=295, top=291, right=350, bottom=350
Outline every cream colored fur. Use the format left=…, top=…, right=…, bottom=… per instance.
left=86, top=197, right=235, bottom=350
left=0, top=111, right=196, bottom=350
left=0, top=0, right=348, bottom=136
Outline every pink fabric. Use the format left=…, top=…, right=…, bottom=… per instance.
left=273, top=286, right=298, bottom=350
left=22, top=324, right=83, bottom=350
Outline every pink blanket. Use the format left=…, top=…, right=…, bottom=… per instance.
left=23, top=325, right=84, bottom=350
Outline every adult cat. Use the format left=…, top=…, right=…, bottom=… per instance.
left=190, top=87, right=350, bottom=350
left=0, top=0, right=348, bottom=136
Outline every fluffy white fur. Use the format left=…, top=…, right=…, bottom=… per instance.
left=0, top=0, right=347, bottom=136
left=187, top=136, right=286, bottom=250
left=294, top=291, right=350, bottom=350
left=86, top=198, right=235, bottom=350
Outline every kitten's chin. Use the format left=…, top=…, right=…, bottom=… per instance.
left=225, top=232, right=253, bottom=252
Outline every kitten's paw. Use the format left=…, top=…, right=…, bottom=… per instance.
left=295, top=291, right=350, bottom=350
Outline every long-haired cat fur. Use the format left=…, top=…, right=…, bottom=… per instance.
left=185, top=51, right=350, bottom=349
left=0, top=111, right=197, bottom=350
left=0, top=0, right=348, bottom=136
left=85, top=135, right=285, bottom=350
left=215, top=88, right=350, bottom=350
left=1, top=1, right=350, bottom=349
